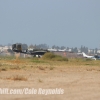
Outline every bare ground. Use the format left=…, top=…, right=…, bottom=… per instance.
left=0, top=60, right=100, bottom=100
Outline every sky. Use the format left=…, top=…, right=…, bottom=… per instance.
left=0, top=0, right=100, bottom=48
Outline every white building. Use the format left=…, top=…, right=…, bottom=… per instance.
left=88, top=49, right=95, bottom=54
left=97, top=49, right=100, bottom=53
left=0, top=46, right=12, bottom=52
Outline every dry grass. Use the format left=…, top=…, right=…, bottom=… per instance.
left=10, top=66, right=20, bottom=70
left=0, top=68, right=7, bottom=71
left=0, top=56, right=100, bottom=72
left=49, top=66, right=54, bottom=70
left=38, top=66, right=45, bottom=70
left=38, top=78, right=43, bottom=83
left=6, top=75, right=27, bottom=81
left=0, top=63, right=2, bottom=67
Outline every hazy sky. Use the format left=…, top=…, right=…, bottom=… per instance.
left=0, top=0, right=100, bottom=48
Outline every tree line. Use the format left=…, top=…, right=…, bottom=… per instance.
left=28, top=44, right=99, bottom=54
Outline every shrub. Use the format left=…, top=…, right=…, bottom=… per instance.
left=42, top=52, right=68, bottom=61
left=42, top=52, right=55, bottom=59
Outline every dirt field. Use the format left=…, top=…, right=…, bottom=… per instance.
left=0, top=57, right=100, bottom=100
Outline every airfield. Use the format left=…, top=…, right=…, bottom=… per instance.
left=0, top=54, right=100, bottom=100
